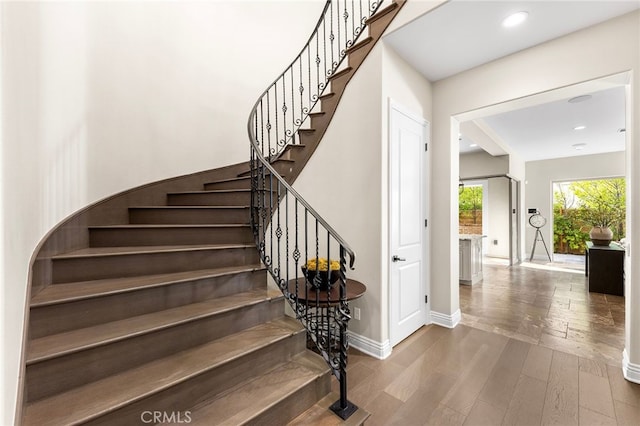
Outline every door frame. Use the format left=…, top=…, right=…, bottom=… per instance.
left=387, top=99, right=430, bottom=347
left=509, top=177, right=522, bottom=266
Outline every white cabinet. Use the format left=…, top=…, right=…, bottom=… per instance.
left=459, top=235, right=484, bottom=285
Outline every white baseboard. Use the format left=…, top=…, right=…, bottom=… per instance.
left=431, top=309, right=461, bottom=329
left=622, top=349, right=640, bottom=383
left=347, top=331, right=392, bottom=359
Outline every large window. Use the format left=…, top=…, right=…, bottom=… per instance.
left=459, top=185, right=483, bottom=235
left=553, top=178, right=626, bottom=254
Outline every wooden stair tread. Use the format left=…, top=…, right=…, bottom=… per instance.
left=204, top=176, right=252, bottom=184
left=31, top=265, right=264, bottom=307
left=364, top=1, right=400, bottom=24
left=23, top=318, right=303, bottom=426
left=319, top=92, right=335, bottom=101
left=89, top=224, right=250, bottom=230
left=27, top=288, right=278, bottom=364
left=130, top=205, right=250, bottom=209
left=287, top=392, right=371, bottom=426
left=54, top=243, right=253, bottom=259
left=188, top=351, right=329, bottom=426
left=168, top=189, right=252, bottom=195
left=345, top=36, right=373, bottom=54
left=328, top=67, right=353, bottom=81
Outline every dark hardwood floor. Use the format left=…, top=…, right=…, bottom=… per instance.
left=321, top=262, right=638, bottom=426
left=460, top=261, right=625, bottom=367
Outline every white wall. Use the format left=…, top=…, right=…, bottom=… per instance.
left=459, top=151, right=508, bottom=179
left=0, top=1, right=324, bottom=423
left=430, top=10, right=639, bottom=374
left=525, top=151, right=626, bottom=259
left=294, top=36, right=433, bottom=355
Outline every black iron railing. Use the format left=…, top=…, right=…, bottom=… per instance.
left=247, top=0, right=385, bottom=419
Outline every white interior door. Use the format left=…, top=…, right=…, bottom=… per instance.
left=389, top=102, right=429, bottom=347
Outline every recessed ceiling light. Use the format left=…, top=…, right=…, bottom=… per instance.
left=574, top=125, right=586, bottom=130
left=568, top=95, right=592, bottom=104
left=469, top=144, right=478, bottom=147
left=572, top=143, right=587, bottom=150
left=502, top=11, right=528, bottom=28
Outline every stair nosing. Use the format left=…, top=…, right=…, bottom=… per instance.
left=205, top=176, right=252, bottom=184
left=31, top=265, right=266, bottom=308
left=89, top=224, right=250, bottom=230
left=365, top=2, right=399, bottom=25
left=27, top=289, right=280, bottom=364
left=24, top=318, right=303, bottom=425
left=168, top=189, right=252, bottom=195
left=328, top=66, right=353, bottom=81
left=318, top=92, right=335, bottom=100
left=129, top=205, right=251, bottom=209
left=346, top=35, right=374, bottom=54
left=53, top=243, right=254, bottom=260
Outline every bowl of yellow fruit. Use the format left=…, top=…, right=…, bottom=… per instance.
left=301, top=258, right=341, bottom=290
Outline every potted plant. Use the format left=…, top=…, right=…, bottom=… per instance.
left=579, top=200, right=621, bottom=247
left=571, top=179, right=626, bottom=247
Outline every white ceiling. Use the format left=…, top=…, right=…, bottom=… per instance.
left=481, top=86, right=626, bottom=161
left=384, top=0, right=639, bottom=162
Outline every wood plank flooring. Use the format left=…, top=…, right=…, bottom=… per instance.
left=327, top=263, right=639, bottom=425
left=460, top=262, right=625, bottom=366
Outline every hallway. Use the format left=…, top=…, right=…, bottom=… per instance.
left=323, top=263, right=635, bottom=425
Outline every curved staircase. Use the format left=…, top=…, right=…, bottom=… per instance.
left=21, top=1, right=405, bottom=424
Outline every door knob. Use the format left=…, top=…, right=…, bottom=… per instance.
left=392, top=255, right=406, bottom=262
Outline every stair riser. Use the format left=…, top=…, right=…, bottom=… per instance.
left=29, top=269, right=267, bottom=339
left=347, top=43, right=371, bottom=72
left=168, top=192, right=251, bottom=206
left=327, top=71, right=353, bottom=98
left=203, top=179, right=252, bottom=190
left=80, top=332, right=307, bottom=426
left=248, top=372, right=331, bottom=426
left=26, top=299, right=285, bottom=402
left=310, top=114, right=330, bottom=131
left=298, top=130, right=321, bottom=148
left=319, top=95, right=340, bottom=118
left=367, top=8, right=396, bottom=40
left=52, top=247, right=259, bottom=283
left=129, top=207, right=251, bottom=225
left=238, top=161, right=294, bottom=178
left=89, top=227, right=253, bottom=247
left=278, top=145, right=309, bottom=161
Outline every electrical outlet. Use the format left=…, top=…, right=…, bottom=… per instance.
left=353, top=307, right=361, bottom=320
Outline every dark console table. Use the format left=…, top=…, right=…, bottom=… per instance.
left=585, top=242, right=625, bottom=296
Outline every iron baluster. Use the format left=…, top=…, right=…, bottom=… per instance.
left=246, top=0, right=392, bottom=419
left=322, top=17, right=327, bottom=94
left=266, top=93, right=271, bottom=158
left=304, top=209, right=309, bottom=322
left=300, top=49, right=305, bottom=127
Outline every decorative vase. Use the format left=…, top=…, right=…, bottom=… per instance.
left=589, top=226, right=613, bottom=246
left=301, top=267, right=339, bottom=290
